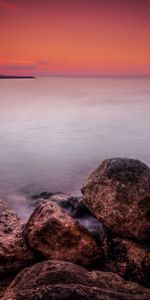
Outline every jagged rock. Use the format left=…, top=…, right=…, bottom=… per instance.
left=102, top=230, right=150, bottom=288
left=82, top=158, right=150, bottom=241
left=0, top=199, right=34, bottom=278
left=3, top=260, right=150, bottom=300
left=24, top=201, right=103, bottom=266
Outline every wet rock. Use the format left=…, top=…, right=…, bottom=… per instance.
left=50, top=194, right=105, bottom=241
left=30, top=192, right=88, bottom=218
left=29, top=191, right=58, bottom=207
left=29, top=192, right=105, bottom=241
left=3, top=260, right=150, bottom=300
left=0, top=199, right=34, bottom=278
left=51, top=194, right=85, bottom=217
left=24, top=201, right=103, bottom=266
left=102, top=230, right=150, bottom=288
left=82, top=158, right=150, bottom=241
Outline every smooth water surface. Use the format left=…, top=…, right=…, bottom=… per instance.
left=0, top=77, right=150, bottom=216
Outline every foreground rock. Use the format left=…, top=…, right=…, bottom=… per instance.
left=24, top=201, right=103, bottom=266
left=30, top=193, right=89, bottom=218
left=82, top=158, right=150, bottom=241
left=102, top=230, right=150, bottom=288
left=50, top=194, right=105, bottom=241
left=3, top=260, right=150, bottom=300
left=29, top=192, right=105, bottom=241
left=0, top=276, right=14, bottom=299
left=0, top=199, right=34, bottom=278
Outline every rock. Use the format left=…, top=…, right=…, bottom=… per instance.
left=30, top=192, right=88, bottom=218
left=51, top=194, right=86, bottom=217
left=102, top=230, right=150, bottom=288
left=29, top=191, right=59, bottom=207
left=39, top=193, right=85, bottom=218
left=3, top=260, right=150, bottom=300
left=0, top=276, right=14, bottom=299
left=29, top=192, right=105, bottom=242
left=51, top=194, right=105, bottom=241
left=24, top=201, right=103, bottom=266
left=0, top=199, right=34, bottom=278
left=82, top=158, right=150, bottom=241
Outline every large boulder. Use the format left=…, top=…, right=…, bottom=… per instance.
left=0, top=199, right=34, bottom=278
left=82, top=158, right=150, bottom=241
left=102, top=230, right=150, bottom=288
left=3, top=260, right=150, bottom=300
left=24, top=201, right=103, bottom=266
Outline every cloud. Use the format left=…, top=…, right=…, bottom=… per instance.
left=0, top=0, right=18, bottom=11
left=0, top=60, right=50, bottom=71
left=0, top=60, right=66, bottom=71
left=0, top=60, right=66, bottom=76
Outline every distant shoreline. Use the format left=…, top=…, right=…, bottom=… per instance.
left=0, top=75, right=35, bottom=79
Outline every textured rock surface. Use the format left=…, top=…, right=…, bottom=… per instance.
left=3, top=260, right=150, bottom=300
left=0, top=199, right=34, bottom=278
left=24, top=201, right=103, bottom=266
left=82, top=158, right=150, bottom=241
left=29, top=193, right=105, bottom=241
left=102, top=230, right=150, bottom=288
left=50, top=194, right=85, bottom=217
left=51, top=194, right=105, bottom=241
left=0, top=276, right=14, bottom=299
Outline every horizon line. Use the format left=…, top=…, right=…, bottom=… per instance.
left=1, top=73, right=150, bottom=79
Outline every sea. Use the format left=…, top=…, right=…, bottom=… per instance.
left=0, top=77, right=150, bottom=218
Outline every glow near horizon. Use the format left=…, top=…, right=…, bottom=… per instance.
left=0, top=0, right=150, bottom=76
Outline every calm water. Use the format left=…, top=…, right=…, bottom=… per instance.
left=0, top=77, right=150, bottom=217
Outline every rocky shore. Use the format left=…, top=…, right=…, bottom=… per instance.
left=0, top=158, right=150, bottom=299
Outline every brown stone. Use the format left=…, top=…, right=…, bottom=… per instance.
left=50, top=194, right=105, bottom=241
left=24, top=201, right=102, bottom=266
left=102, top=230, right=150, bottom=288
left=82, top=158, right=150, bottom=241
left=3, top=260, right=150, bottom=300
left=0, top=199, right=34, bottom=278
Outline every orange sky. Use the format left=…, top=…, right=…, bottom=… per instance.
left=0, top=0, right=150, bottom=76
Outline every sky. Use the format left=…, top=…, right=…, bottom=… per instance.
left=0, top=0, right=150, bottom=76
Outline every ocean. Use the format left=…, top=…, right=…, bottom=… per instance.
left=0, top=77, right=150, bottom=217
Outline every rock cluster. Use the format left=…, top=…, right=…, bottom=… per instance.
left=0, top=157, right=150, bottom=299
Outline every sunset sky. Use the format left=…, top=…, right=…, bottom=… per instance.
left=0, top=0, right=150, bottom=76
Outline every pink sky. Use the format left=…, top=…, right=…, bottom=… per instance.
left=0, top=0, right=150, bottom=76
